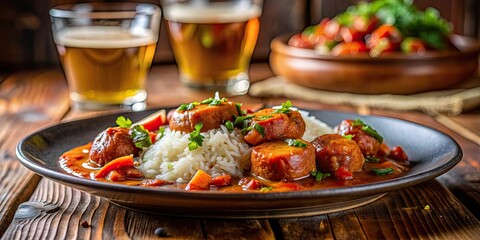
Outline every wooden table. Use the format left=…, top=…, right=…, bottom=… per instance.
left=1, top=64, right=479, bottom=239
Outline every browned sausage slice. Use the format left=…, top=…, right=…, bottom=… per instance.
left=311, top=134, right=365, bottom=174
left=244, top=108, right=305, bottom=146
left=169, top=101, right=239, bottom=133
left=251, top=139, right=316, bottom=181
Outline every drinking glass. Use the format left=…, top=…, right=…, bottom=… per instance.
left=50, top=2, right=161, bottom=110
left=161, top=0, right=263, bottom=95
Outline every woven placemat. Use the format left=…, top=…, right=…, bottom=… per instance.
left=249, top=76, right=480, bottom=115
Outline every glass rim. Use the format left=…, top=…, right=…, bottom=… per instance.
left=50, top=2, right=161, bottom=19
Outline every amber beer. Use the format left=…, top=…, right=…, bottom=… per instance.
left=164, top=3, right=261, bottom=92
left=55, top=27, right=157, bottom=108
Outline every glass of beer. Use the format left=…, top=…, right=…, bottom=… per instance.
left=50, top=3, right=161, bottom=110
left=161, top=0, right=263, bottom=95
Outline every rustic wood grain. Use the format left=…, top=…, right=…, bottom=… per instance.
left=0, top=70, right=69, bottom=236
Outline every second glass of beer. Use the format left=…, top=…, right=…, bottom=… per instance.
left=161, top=0, right=263, bottom=95
left=50, top=3, right=161, bottom=110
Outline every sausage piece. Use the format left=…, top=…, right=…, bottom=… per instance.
left=89, top=127, right=139, bottom=166
left=244, top=108, right=305, bottom=146
left=251, top=139, right=316, bottom=181
left=169, top=101, right=239, bottom=133
left=311, top=134, right=365, bottom=174
left=334, top=119, right=381, bottom=157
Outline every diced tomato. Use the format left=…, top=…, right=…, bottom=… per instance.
left=210, top=175, right=233, bottom=187
left=388, top=146, right=408, bottom=162
left=377, top=143, right=390, bottom=157
left=339, top=27, right=363, bottom=43
left=331, top=41, right=368, bottom=55
left=335, top=166, right=353, bottom=180
left=242, top=179, right=263, bottom=190
left=323, top=19, right=341, bottom=40
left=401, top=37, right=427, bottom=53
left=367, top=24, right=402, bottom=56
left=134, top=109, right=167, bottom=132
left=185, top=170, right=212, bottom=191
left=95, top=155, right=134, bottom=179
left=288, top=33, right=315, bottom=49
left=149, top=132, right=157, bottom=144
left=313, top=18, right=331, bottom=36
left=352, top=15, right=378, bottom=35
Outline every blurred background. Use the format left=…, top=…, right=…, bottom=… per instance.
left=0, top=0, right=479, bottom=75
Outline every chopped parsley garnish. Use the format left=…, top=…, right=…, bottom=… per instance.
left=241, top=123, right=265, bottom=137
left=225, top=121, right=234, bottom=132
left=311, top=171, right=331, bottom=181
left=352, top=119, right=384, bottom=143
left=371, top=167, right=394, bottom=176
left=285, top=139, right=307, bottom=148
left=273, top=100, right=293, bottom=114
left=343, top=134, right=354, bottom=140
left=260, top=186, right=273, bottom=192
left=234, top=115, right=253, bottom=128
left=131, top=125, right=152, bottom=148
left=254, top=124, right=265, bottom=137
left=116, top=116, right=132, bottom=128
left=178, top=102, right=199, bottom=111
left=157, top=126, right=166, bottom=139
left=365, top=156, right=380, bottom=163
left=188, top=123, right=205, bottom=151
left=256, top=115, right=273, bottom=120
left=235, top=103, right=246, bottom=116
left=201, top=97, right=227, bottom=106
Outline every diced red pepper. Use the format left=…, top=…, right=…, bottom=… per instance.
left=334, top=166, right=353, bottom=180
left=210, top=175, right=233, bottom=187
left=331, top=41, right=368, bottom=56
left=388, top=146, right=409, bottom=162
left=242, top=179, right=263, bottom=190
left=95, top=155, right=134, bottom=179
left=134, top=109, right=167, bottom=132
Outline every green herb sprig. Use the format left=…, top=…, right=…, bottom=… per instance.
left=311, top=171, right=331, bottom=181
left=366, top=156, right=380, bottom=163
left=116, top=116, right=132, bottom=128
left=274, top=100, right=293, bottom=114
left=352, top=119, right=384, bottom=143
left=285, top=139, right=307, bottom=148
left=371, top=167, right=394, bottom=176
left=188, top=123, right=205, bottom=151
left=131, top=125, right=152, bottom=148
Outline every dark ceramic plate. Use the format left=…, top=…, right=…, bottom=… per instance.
left=16, top=109, right=462, bottom=219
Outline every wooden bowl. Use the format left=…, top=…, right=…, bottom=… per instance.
left=269, top=34, right=480, bottom=94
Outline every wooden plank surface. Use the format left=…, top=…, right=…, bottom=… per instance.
left=0, top=70, right=69, bottom=235
left=1, top=64, right=479, bottom=239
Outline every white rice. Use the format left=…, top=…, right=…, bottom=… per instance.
left=138, top=109, right=333, bottom=183
left=139, top=125, right=251, bottom=183
left=299, top=110, right=334, bottom=141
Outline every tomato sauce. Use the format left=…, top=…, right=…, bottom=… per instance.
left=60, top=143, right=410, bottom=192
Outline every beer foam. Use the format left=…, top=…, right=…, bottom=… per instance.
left=164, top=3, right=262, bottom=23
left=55, top=26, right=157, bottom=48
